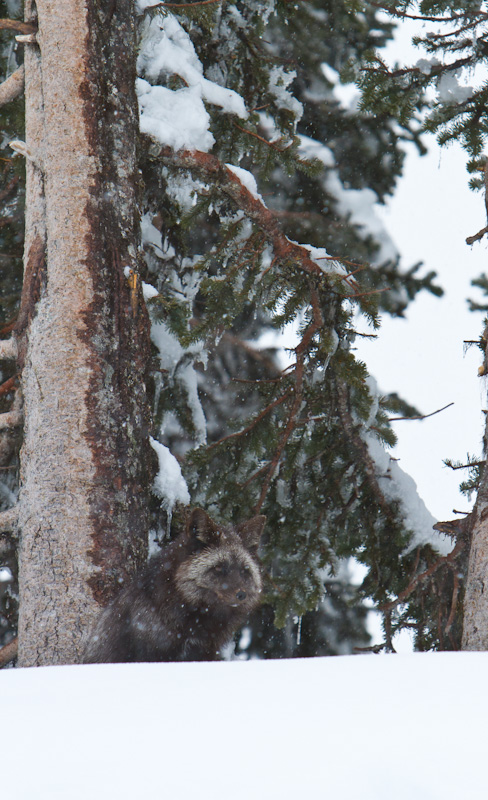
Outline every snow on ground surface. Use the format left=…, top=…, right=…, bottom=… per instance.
left=2, top=652, right=487, bottom=799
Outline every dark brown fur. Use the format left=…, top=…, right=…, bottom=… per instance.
left=83, top=508, right=265, bottom=663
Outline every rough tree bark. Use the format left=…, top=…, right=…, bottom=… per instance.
left=16, top=0, right=151, bottom=666
left=462, top=437, right=488, bottom=649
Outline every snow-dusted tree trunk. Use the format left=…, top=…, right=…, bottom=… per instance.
left=462, top=461, right=488, bottom=649
left=16, top=0, right=151, bottom=666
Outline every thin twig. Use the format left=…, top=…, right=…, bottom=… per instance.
left=233, top=122, right=286, bottom=152
left=366, top=2, right=466, bottom=22
left=389, top=401, right=454, bottom=422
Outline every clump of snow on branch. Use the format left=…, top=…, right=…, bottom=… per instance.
left=226, top=164, right=263, bottom=201
left=301, top=242, right=347, bottom=277
left=150, top=436, right=190, bottom=513
left=364, top=378, right=451, bottom=556
left=436, top=71, right=474, bottom=104
left=366, top=433, right=451, bottom=555
left=136, top=14, right=247, bottom=152
left=151, top=319, right=207, bottom=448
left=137, top=79, right=215, bottom=152
left=268, top=66, right=303, bottom=119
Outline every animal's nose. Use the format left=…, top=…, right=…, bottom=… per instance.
left=236, top=590, right=247, bottom=601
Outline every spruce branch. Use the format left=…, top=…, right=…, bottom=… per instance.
left=366, top=3, right=470, bottom=23
left=335, top=382, right=401, bottom=524
left=206, top=390, right=292, bottom=452
left=254, top=286, right=324, bottom=512
left=153, top=145, right=356, bottom=287
left=233, top=122, right=289, bottom=153
left=379, top=538, right=466, bottom=613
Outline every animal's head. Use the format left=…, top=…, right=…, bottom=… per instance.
left=176, top=508, right=266, bottom=612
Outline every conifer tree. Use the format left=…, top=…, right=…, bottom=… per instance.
left=357, top=0, right=488, bottom=649
left=0, top=0, right=463, bottom=665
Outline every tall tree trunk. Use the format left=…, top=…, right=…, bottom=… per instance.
left=462, top=443, right=488, bottom=649
left=16, top=0, right=151, bottom=666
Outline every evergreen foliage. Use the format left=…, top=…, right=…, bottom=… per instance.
left=138, top=0, right=453, bottom=656
left=0, top=0, right=467, bottom=659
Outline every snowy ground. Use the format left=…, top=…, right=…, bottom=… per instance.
left=2, top=652, right=486, bottom=799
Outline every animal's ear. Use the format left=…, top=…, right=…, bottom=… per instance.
left=186, top=507, right=221, bottom=547
left=236, top=515, right=266, bottom=552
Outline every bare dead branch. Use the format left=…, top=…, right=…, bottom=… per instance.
left=0, top=375, right=17, bottom=398
left=0, top=65, right=24, bottom=108
left=15, top=33, right=37, bottom=44
left=0, top=18, right=37, bottom=34
left=466, top=225, right=488, bottom=245
left=0, top=637, right=18, bottom=667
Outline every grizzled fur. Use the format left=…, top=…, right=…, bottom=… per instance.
left=83, top=508, right=265, bottom=663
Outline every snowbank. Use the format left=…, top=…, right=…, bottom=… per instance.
left=1, top=652, right=486, bottom=799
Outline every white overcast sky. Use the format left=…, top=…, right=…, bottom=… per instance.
left=356, top=18, right=488, bottom=521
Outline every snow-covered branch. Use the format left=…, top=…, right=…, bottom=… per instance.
left=152, top=145, right=354, bottom=286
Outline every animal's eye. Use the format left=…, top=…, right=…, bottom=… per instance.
left=213, top=563, right=229, bottom=576
left=240, top=566, right=251, bottom=578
